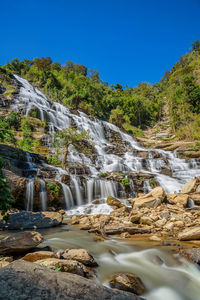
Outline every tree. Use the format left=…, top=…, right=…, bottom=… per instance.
left=192, top=40, right=200, bottom=52
left=34, top=57, right=52, bottom=71
left=54, top=127, right=90, bottom=170
left=0, top=157, right=14, bottom=221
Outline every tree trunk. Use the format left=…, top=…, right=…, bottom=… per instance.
left=62, top=144, right=69, bottom=170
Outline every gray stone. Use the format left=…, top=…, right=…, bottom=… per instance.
left=0, top=261, right=142, bottom=300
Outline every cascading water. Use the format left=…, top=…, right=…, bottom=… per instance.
left=25, top=178, right=34, bottom=211
left=61, top=183, right=74, bottom=209
left=39, top=180, right=47, bottom=211
left=12, top=74, right=200, bottom=213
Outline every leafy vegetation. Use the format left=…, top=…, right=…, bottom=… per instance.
left=120, top=178, right=130, bottom=187
left=0, top=157, right=14, bottom=221
left=46, top=181, right=60, bottom=195
left=98, top=172, right=107, bottom=178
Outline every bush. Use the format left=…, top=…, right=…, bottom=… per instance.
left=98, top=172, right=107, bottom=178
left=121, top=178, right=130, bottom=186
left=46, top=181, right=60, bottom=195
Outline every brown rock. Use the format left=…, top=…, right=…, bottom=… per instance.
left=0, top=231, right=43, bottom=255
left=167, top=193, right=189, bottom=207
left=181, top=177, right=200, bottom=194
left=109, top=273, right=146, bottom=295
left=178, top=227, right=200, bottom=241
left=0, top=256, right=13, bottom=268
left=62, top=249, right=98, bottom=267
left=107, top=196, right=122, bottom=208
left=132, top=187, right=165, bottom=209
left=21, top=251, right=55, bottom=262
left=35, top=258, right=94, bottom=278
left=179, top=247, right=200, bottom=264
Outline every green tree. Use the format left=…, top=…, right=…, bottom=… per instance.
left=54, top=127, right=90, bottom=170
left=0, top=157, right=14, bottom=221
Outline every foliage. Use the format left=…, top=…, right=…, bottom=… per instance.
left=0, top=157, right=14, bottom=221
left=54, top=127, right=90, bottom=169
left=120, top=178, right=130, bottom=186
left=98, top=172, right=107, bottom=178
left=46, top=152, right=61, bottom=166
left=46, top=181, right=60, bottom=195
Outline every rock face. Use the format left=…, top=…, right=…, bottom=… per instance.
left=0, top=261, right=141, bottom=300
left=178, top=227, right=200, bottom=241
left=132, top=187, right=165, bottom=208
left=179, top=248, right=200, bottom=264
left=0, top=211, right=63, bottom=230
left=0, top=231, right=43, bottom=254
left=107, top=196, right=123, bottom=208
left=109, top=273, right=146, bottom=295
left=62, top=248, right=98, bottom=267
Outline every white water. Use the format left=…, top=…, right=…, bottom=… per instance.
left=25, top=178, right=34, bottom=211
left=39, top=179, right=47, bottom=211
left=13, top=75, right=200, bottom=212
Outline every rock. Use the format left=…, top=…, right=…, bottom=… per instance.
left=0, top=231, right=43, bottom=255
left=109, top=273, right=146, bottom=295
left=130, top=214, right=141, bottom=223
left=35, top=258, right=93, bottom=278
left=179, top=247, right=200, bottom=264
left=132, top=187, right=165, bottom=209
left=178, top=227, right=200, bottom=241
left=101, top=226, right=150, bottom=235
left=62, top=248, right=98, bottom=267
left=107, top=196, right=122, bottom=208
left=167, top=193, right=189, bottom=207
left=0, top=211, right=63, bottom=230
left=58, top=209, right=66, bottom=215
left=140, top=216, right=153, bottom=226
left=21, top=251, right=55, bottom=262
left=189, top=193, right=200, bottom=204
left=0, top=256, right=13, bottom=268
left=181, top=177, right=200, bottom=194
left=149, top=235, right=162, bottom=242
left=0, top=261, right=141, bottom=299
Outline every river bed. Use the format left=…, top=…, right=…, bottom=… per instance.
left=37, top=221, right=200, bottom=300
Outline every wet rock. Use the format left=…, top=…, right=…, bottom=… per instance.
left=35, top=258, right=93, bottom=278
left=0, top=211, right=63, bottom=230
left=0, top=261, right=141, bottom=300
left=140, top=216, right=153, bottom=226
left=109, top=273, right=146, bottom=295
left=107, top=196, right=123, bottom=208
left=0, top=231, right=43, bottom=255
left=62, top=248, right=98, bottom=267
left=178, top=227, right=200, bottom=241
left=167, top=194, right=189, bottom=208
left=21, top=251, right=55, bottom=262
left=189, top=193, right=200, bottom=204
left=102, top=226, right=150, bottom=235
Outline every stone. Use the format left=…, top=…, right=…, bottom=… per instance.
left=0, top=211, right=63, bottom=230
left=132, top=187, right=165, bottom=209
left=21, top=251, right=55, bottom=262
left=0, top=256, right=13, bottom=268
left=109, top=273, right=146, bottom=295
left=130, top=214, right=141, bottom=223
left=35, top=258, right=93, bottom=278
left=167, top=193, right=189, bottom=207
left=107, top=196, right=122, bottom=208
left=0, top=261, right=141, bottom=299
left=179, top=247, right=200, bottom=264
left=178, top=227, right=200, bottom=241
left=149, top=235, right=162, bottom=242
left=181, top=177, right=199, bottom=194
left=140, top=216, right=153, bottom=226
left=0, top=231, right=43, bottom=255
left=189, top=193, right=200, bottom=204
left=62, top=248, right=98, bottom=267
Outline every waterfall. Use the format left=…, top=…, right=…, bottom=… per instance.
left=61, top=183, right=74, bottom=209
left=39, top=180, right=47, bottom=211
left=12, top=74, right=200, bottom=212
left=26, top=178, right=34, bottom=211
left=71, top=176, right=83, bottom=206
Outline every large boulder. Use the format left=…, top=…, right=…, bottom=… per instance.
left=132, top=187, right=165, bottom=209
left=0, top=211, right=63, bottom=230
left=178, top=227, right=200, bottom=241
left=62, top=248, right=98, bottom=267
left=107, top=196, right=123, bottom=208
left=0, top=261, right=141, bottom=300
left=0, top=231, right=43, bottom=255
left=109, top=273, right=146, bottom=295
left=181, top=177, right=200, bottom=194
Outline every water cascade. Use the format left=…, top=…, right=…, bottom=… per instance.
left=39, top=180, right=47, bottom=211
left=25, top=178, right=34, bottom=211
left=12, top=75, right=200, bottom=212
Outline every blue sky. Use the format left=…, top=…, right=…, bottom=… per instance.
left=0, top=0, right=200, bottom=86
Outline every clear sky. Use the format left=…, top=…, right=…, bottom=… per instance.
left=0, top=0, right=200, bottom=87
